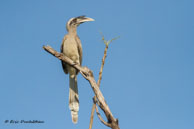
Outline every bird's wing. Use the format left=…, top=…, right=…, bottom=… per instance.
left=61, top=36, right=68, bottom=74
left=75, top=36, right=82, bottom=65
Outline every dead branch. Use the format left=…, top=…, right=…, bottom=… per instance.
left=43, top=45, right=120, bottom=129
left=93, top=98, right=111, bottom=127
left=89, top=35, right=119, bottom=129
left=89, top=42, right=109, bottom=129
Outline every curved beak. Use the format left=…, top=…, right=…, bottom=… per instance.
left=79, top=17, right=95, bottom=23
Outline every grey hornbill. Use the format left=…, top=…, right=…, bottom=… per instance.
left=61, top=16, right=94, bottom=124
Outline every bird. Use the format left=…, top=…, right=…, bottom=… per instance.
left=60, top=16, right=94, bottom=124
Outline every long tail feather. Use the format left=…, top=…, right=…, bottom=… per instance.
left=69, top=74, right=79, bottom=124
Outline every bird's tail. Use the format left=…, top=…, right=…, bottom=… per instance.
left=69, top=74, right=79, bottom=124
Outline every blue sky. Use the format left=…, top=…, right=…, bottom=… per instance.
left=0, top=0, right=194, bottom=129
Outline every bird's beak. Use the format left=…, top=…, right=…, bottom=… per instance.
left=80, top=17, right=95, bottom=23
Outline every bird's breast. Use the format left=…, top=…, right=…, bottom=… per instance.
left=62, top=37, right=79, bottom=61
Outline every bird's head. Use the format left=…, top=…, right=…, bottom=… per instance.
left=66, top=15, right=94, bottom=32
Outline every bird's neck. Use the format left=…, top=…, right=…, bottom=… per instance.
left=68, top=27, right=77, bottom=36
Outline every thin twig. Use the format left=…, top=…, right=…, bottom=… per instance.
left=97, top=45, right=108, bottom=86
left=89, top=103, right=96, bottom=129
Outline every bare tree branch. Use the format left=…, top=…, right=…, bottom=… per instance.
left=89, top=44, right=109, bottom=129
left=89, top=35, right=119, bottom=129
left=43, top=45, right=120, bottom=129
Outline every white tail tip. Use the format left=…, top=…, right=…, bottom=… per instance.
left=71, top=111, right=78, bottom=124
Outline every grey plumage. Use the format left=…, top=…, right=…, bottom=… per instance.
left=60, top=16, right=94, bottom=124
